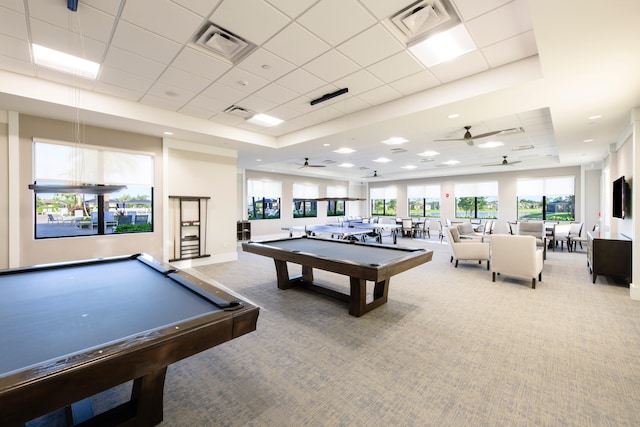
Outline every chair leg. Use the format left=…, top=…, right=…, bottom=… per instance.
left=454, top=260, right=459, bottom=267
left=486, top=260, right=490, bottom=270
left=531, top=278, right=536, bottom=289
left=492, top=272, right=496, bottom=282
left=450, top=256, right=453, bottom=263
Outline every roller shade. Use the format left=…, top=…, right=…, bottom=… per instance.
left=517, top=177, right=574, bottom=196
left=293, top=183, right=319, bottom=199
left=370, top=186, right=397, bottom=199
left=247, top=179, right=282, bottom=197
left=454, top=181, right=498, bottom=197
left=326, top=185, right=347, bottom=198
left=407, top=184, right=440, bottom=198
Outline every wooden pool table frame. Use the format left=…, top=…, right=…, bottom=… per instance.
left=0, top=254, right=259, bottom=427
left=242, top=237, right=432, bottom=317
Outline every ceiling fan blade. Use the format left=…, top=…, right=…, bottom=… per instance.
left=474, top=127, right=525, bottom=139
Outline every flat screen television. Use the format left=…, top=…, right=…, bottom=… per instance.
left=612, top=176, right=628, bottom=219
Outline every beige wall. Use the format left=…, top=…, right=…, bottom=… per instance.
left=165, top=143, right=237, bottom=266
left=17, top=115, right=164, bottom=266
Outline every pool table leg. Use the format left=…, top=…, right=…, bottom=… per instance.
left=349, top=277, right=390, bottom=317
left=131, top=367, right=167, bottom=426
left=273, top=259, right=313, bottom=289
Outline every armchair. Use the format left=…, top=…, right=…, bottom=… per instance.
left=445, top=227, right=491, bottom=270
left=491, top=234, right=544, bottom=289
left=517, top=221, right=547, bottom=260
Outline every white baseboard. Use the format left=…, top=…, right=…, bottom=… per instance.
left=630, top=282, right=640, bottom=300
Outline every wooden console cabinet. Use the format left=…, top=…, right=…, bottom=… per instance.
left=587, top=232, right=631, bottom=284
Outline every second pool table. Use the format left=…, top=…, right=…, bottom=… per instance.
left=242, top=236, right=432, bottom=316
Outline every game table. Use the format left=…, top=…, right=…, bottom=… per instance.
left=242, top=236, right=432, bottom=316
left=282, top=224, right=375, bottom=241
left=0, top=253, right=259, bottom=426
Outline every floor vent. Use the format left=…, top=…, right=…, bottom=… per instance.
left=193, top=23, right=257, bottom=64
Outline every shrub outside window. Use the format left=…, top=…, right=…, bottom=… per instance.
left=248, top=180, right=281, bottom=220
left=517, top=177, right=575, bottom=221
left=371, top=186, right=397, bottom=217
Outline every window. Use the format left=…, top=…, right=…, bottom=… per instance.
left=408, top=184, right=440, bottom=217
left=454, top=181, right=498, bottom=219
left=248, top=180, right=281, bottom=220
left=293, top=183, right=318, bottom=218
left=517, top=177, right=575, bottom=221
left=327, top=185, right=347, bottom=216
left=371, top=187, right=397, bottom=216
left=33, top=141, right=154, bottom=239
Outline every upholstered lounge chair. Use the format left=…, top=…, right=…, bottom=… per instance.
left=445, top=226, right=491, bottom=270
left=517, top=221, right=547, bottom=259
left=491, top=234, right=544, bottom=289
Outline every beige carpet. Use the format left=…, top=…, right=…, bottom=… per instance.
left=28, top=237, right=640, bottom=426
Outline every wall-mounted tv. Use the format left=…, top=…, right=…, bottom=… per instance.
left=612, top=176, right=629, bottom=219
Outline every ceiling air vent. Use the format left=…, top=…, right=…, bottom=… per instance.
left=194, top=23, right=257, bottom=64
left=390, top=148, right=408, bottom=154
left=223, top=105, right=254, bottom=118
left=390, top=0, right=460, bottom=43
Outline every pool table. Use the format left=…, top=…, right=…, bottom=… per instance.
left=242, top=236, right=432, bottom=316
left=0, top=253, right=259, bottom=426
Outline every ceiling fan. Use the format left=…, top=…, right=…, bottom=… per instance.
left=435, top=125, right=525, bottom=146
left=298, top=157, right=326, bottom=168
left=482, top=156, right=522, bottom=167
left=364, top=170, right=382, bottom=178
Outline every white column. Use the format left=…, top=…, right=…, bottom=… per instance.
left=631, top=107, right=640, bottom=300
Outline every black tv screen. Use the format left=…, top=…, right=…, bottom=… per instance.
left=612, top=176, right=626, bottom=218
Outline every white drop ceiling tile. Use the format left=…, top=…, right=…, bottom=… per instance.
left=333, top=70, right=383, bottom=96
left=183, top=93, right=229, bottom=114
left=236, top=94, right=277, bottom=114
left=454, top=0, right=513, bottom=21
left=177, top=104, right=215, bottom=119
left=200, top=82, right=247, bottom=104
left=35, top=66, right=96, bottom=90
left=330, top=96, right=371, bottom=114
left=31, top=3, right=115, bottom=44
left=111, top=21, right=182, bottom=63
left=216, top=67, right=270, bottom=94
left=237, top=48, right=296, bottom=81
left=170, top=0, right=222, bottom=17
left=303, top=49, right=360, bottom=83
left=159, top=67, right=211, bottom=93
left=0, top=6, right=27, bottom=40
left=80, top=0, right=122, bottom=16
left=357, top=85, right=403, bottom=105
left=263, top=23, right=330, bottom=66
left=359, top=0, right=418, bottom=20
left=389, top=70, right=440, bottom=95
left=94, top=81, right=145, bottom=101
left=0, top=0, right=24, bottom=13
left=429, top=51, right=489, bottom=83
left=171, top=47, right=232, bottom=81
left=99, top=66, right=155, bottom=93
left=210, top=112, right=246, bottom=126
left=0, top=54, right=34, bottom=76
left=367, top=51, right=425, bottom=83
left=121, top=0, right=203, bottom=44
left=30, top=19, right=106, bottom=62
left=337, top=24, right=404, bottom=68
left=482, top=31, right=537, bottom=68
left=139, top=93, right=184, bottom=111
left=265, top=104, right=303, bottom=121
left=297, top=0, right=376, bottom=46
left=276, top=68, right=326, bottom=95
left=103, top=46, right=165, bottom=80
left=0, top=33, right=29, bottom=61
left=466, top=0, right=533, bottom=48
left=283, top=95, right=317, bottom=114
left=301, top=104, right=343, bottom=122
left=265, top=0, right=318, bottom=19
left=253, top=82, right=298, bottom=105
left=210, top=0, right=290, bottom=45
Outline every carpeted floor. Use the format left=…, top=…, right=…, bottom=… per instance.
left=28, top=236, right=640, bottom=426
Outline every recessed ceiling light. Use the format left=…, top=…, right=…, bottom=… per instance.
left=418, top=150, right=440, bottom=157
left=373, top=157, right=391, bottom=163
left=442, top=160, right=460, bottom=165
left=338, top=163, right=354, bottom=168
left=256, top=159, right=262, bottom=162
left=402, top=165, right=417, bottom=169
left=477, top=141, right=504, bottom=149
left=246, top=113, right=283, bottom=127
left=333, top=147, right=355, bottom=154
left=381, top=137, right=409, bottom=145
left=448, top=113, right=459, bottom=119
left=32, top=44, right=100, bottom=79
left=583, top=139, right=594, bottom=143
left=323, top=143, right=331, bottom=147
left=408, top=24, right=476, bottom=67
left=588, top=115, right=602, bottom=120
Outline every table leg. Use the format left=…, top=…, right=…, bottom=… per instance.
left=131, top=368, right=167, bottom=427
left=273, top=259, right=313, bottom=289
left=348, top=277, right=390, bottom=317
